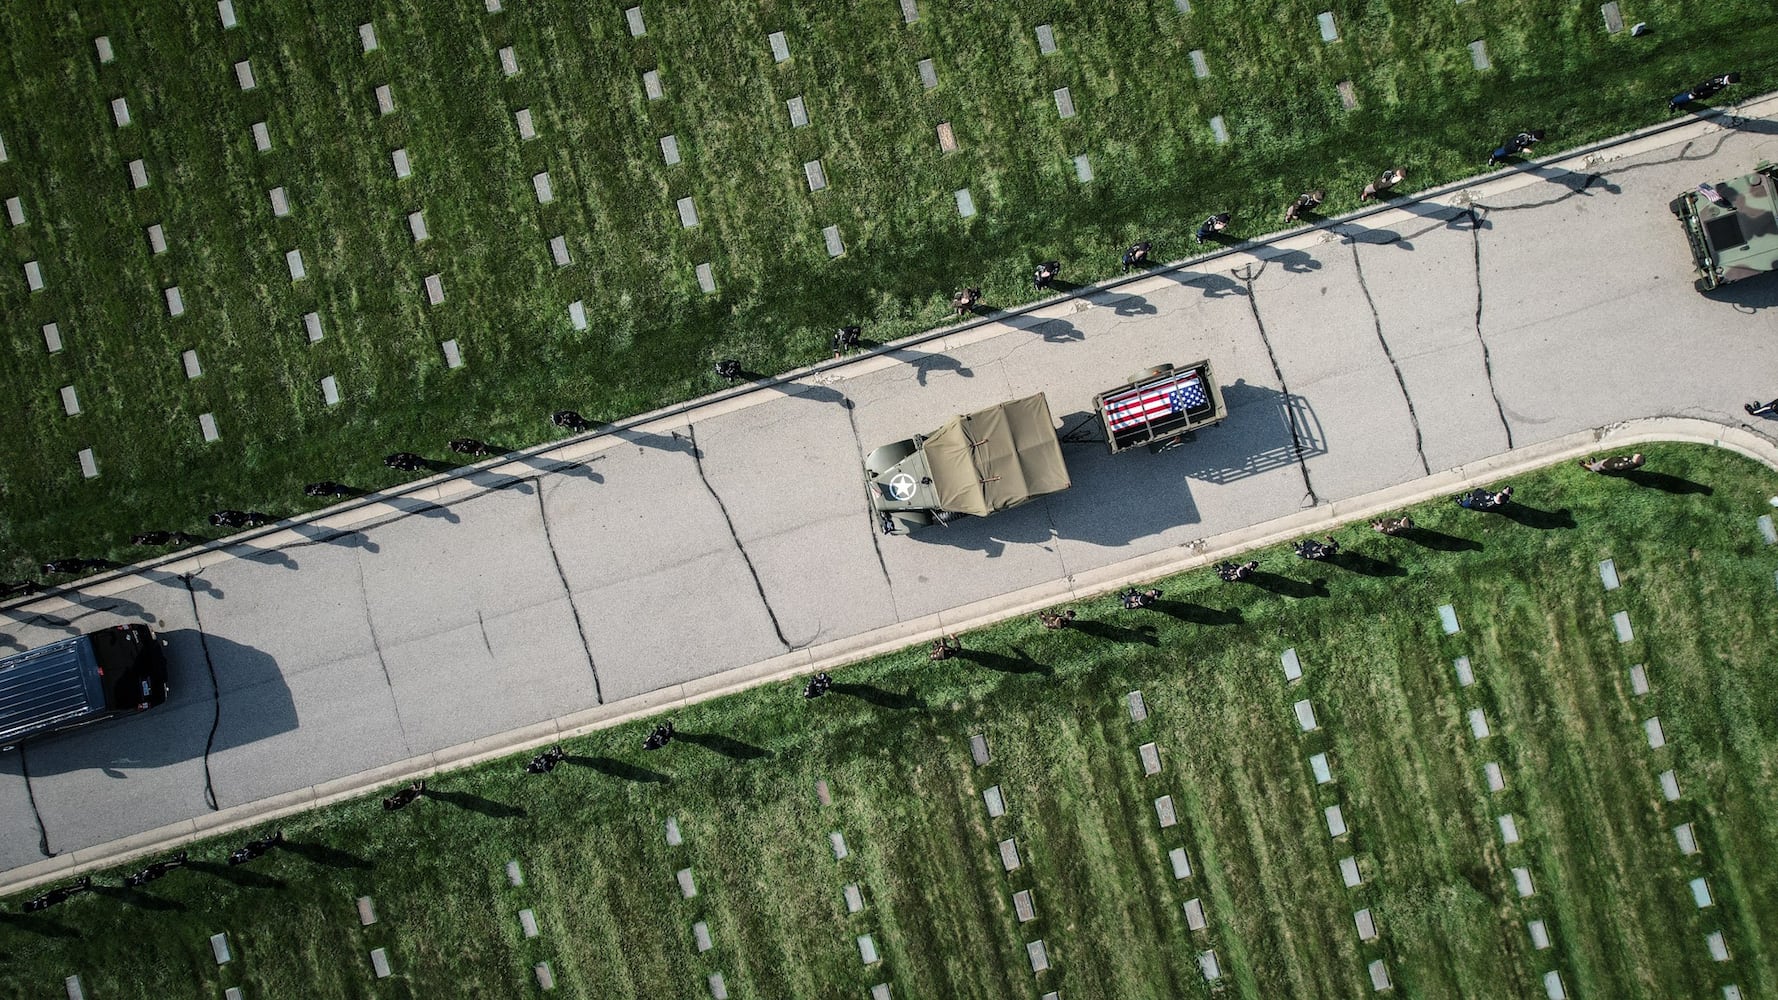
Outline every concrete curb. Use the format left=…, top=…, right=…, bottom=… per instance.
left=5, top=418, right=1773, bottom=897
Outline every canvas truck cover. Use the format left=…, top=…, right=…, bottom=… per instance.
left=920, top=394, right=1071, bottom=517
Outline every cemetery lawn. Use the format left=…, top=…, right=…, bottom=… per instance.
left=2, top=1, right=1778, bottom=573
left=4, top=442, right=1777, bottom=998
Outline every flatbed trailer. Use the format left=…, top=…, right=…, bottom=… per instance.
left=1094, top=360, right=1226, bottom=454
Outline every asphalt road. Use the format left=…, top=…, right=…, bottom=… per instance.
left=3, top=102, right=1777, bottom=881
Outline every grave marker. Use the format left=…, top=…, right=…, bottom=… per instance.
left=643, top=69, right=663, bottom=99
left=129, top=158, right=148, bottom=189
left=1026, top=940, right=1049, bottom=973
left=626, top=6, right=645, bottom=37
left=661, top=134, right=681, bottom=165
left=695, top=263, right=715, bottom=293
left=1369, top=960, right=1391, bottom=991
left=5, top=195, right=21, bottom=226
left=148, top=223, right=167, bottom=253
left=1629, top=664, right=1649, bottom=696
left=1170, top=848, right=1192, bottom=879
left=831, top=831, right=849, bottom=859
left=210, top=932, right=232, bottom=964
left=225, top=990, right=242, bottom=1000
left=1199, top=950, right=1222, bottom=982
left=304, top=311, right=323, bottom=342
left=1036, top=24, right=1057, bottom=54
left=665, top=816, right=682, bottom=846
left=1294, top=699, right=1318, bottom=731
left=1485, top=761, right=1505, bottom=792
left=1544, top=971, right=1566, bottom=999
left=917, top=59, right=937, bottom=89
left=823, top=224, right=844, bottom=257
left=519, top=909, right=539, bottom=938
left=1613, top=611, right=1634, bottom=643
left=1139, top=742, right=1161, bottom=775
left=1355, top=908, right=1377, bottom=941
left=999, top=837, right=1021, bottom=871
left=441, top=339, right=462, bottom=369
left=165, top=285, right=185, bottom=316
left=1707, top=930, right=1728, bottom=961
left=507, top=860, right=524, bottom=886
left=787, top=96, right=808, bottom=127
left=1338, top=80, right=1358, bottom=110
left=805, top=160, right=827, bottom=191
left=111, top=97, right=131, bottom=127
left=252, top=121, right=271, bottom=151
left=1156, top=795, right=1178, bottom=827
left=235, top=59, right=255, bottom=90
left=408, top=210, right=428, bottom=242
left=199, top=413, right=220, bottom=442
left=533, top=172, right=554, bottom=203
left=96, top=36, right=114, bottom=63
left=43, top=322, right=62, bottom=353
left=359, top=23, right=378, bottom=53
left=1468, top=708, right=1490, bottom=740
left=1208, top=115, right=1228, bottom=143
left=25, top=259, right=44, bottom=291
left=66, top=976, right=84, bottom=1000
left=1310, top=752, right=1332, bottom=784
left=500, top=47, right=519, bottom=77
left=392, top=148, right=412, bottom=178
left=1644, top=717, right=1665, bottom=749
left=1599, top=559, right=1620, bottom=590
left=1601, top=1, right=1623, bottom=31
left=219, top=0, right=237, bottom=28
left=182, top=349, right=202, bottom=378
left=873, top=987, right=892, bottom=1000
left=1725, top=987, right=1743, bottom=1000
left=1054, top=87, right=1075, bottom=119
left=1184, top=897, right=1206, bottom=930
left=1454, top=656, right=1475, bottom=687
left=1073, top=154, right=1093, bottom=182
left=983, top=785, right=1005, bottom=817
left=270, top=186, right=290, bottom=217
left=676, top=868, right=697, bottom=898
left=1660, top=770, right=1681, bottom=801
left=376, top=84, right=395, bottom=114
left=569, top=300, right=588, bottom=329
left=60, top=385, right=80, bottom=415
left=677, top=197, right=699, bottom=228
left=1339, top=856, right=1362, bottom=887
left=694, top=920, right=713, bottom=951
left=844, top=884, right=864, bottom=913
left=516, top=108, right=536, bottom=139
left=535, top=963, right=554, bottom=990
left=321, top=375, right=340, bottom=405
left=937, top=122, right=956, bottom=152
left=1499, top=814, right=1520, bottom=845
left=1189, top=49, right=1208, bottom=78
left=954, top=188, right=975, bottom=218
left=1325, top=804, right=1347, bottom=838
left=357, top=896, right=377, bottom=925
left=707, top=974, right=727, bottom=1000
left=1127, top=690, right=1147, bottom=721
left=0, top=132, right=7, bottom=161
left=1013, top=888, right=1035, bottom=922
left=286, top=249, right=306, bottom=281
left=1176, top=0, right=1191, bottom=10
left=425, top=273, right=444, bottom=304
left=1469, top=40, right=1491, bottom=71
left=1318, top=11, right=1339, bottom=41
left=900, top=0, right=919, bottom=22
left=1513, top=866, right=1535, bottom=898
left=1674, top=822, right=1698, bottom=855
left=1281, top=648, right=1303, bottom=681
left=769, top=31, right=790, bottom=63
left=1528, top=919, right=1550, bottom=949
left=550, top=236, right=570, bottom=267
left=78, top=448, right=98, bottom=478
left=1438, top=604, right=1460, bottom=633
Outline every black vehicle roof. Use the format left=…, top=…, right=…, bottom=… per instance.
left=0, top=636, right=104, bottom=745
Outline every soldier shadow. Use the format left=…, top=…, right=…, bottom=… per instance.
left=133, top=567, right=224, bottom=597
left=0, top=602, right=81, bottom=634
left=226, top=542, right=299, bottom=570
left=831, top=681, right=927, bottom=709
left=48, top=588, right=156, bottom=624
left=364, top=493, right=463, bottom=524
left=92, top=884, right=186, bottom=912
left=457, top=466, right=537, bottom=495
left=422, top=788, right=527, bottom=818
left=1327, top=551, right=1407, bottom=578
left=1390, top=200, right=1492, bottom=233
left=1003, top=312, right=1085, bottom=344
left=188, top=859, right=286, bottom=891
left=570, top=755, right=671, bottom=784
left=1073, top=620, right=1160, bottom=646
left=1248, top=572, right=1330, bottom=599
left=677, top=731, right=774, bottom=761
left=1500, top=504, right=1577, bottom=530
left=1154, top=601, right=1243, bottom=626
left=887, top=348, right=975, bottom=386
left=1154, top=268, right=1249, bottom=298
left=285, top=523, right=381, bottom=553
left=1337, top=224, right=1415, bottom=251
left=606, top=424, right=696, bottom=454
left=509, top=453, right=605, bottom=485
left=1399, top=526, right=1482, bottom=552
left=0, top=911, right=79, bottom=937
left=957, top=647, right=1053, bottom=675
left=281, top=839, right=374, bottom=869
left=1092, top=291, right=1159, bottom=317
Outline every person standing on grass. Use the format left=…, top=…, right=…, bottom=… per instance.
left=1360, top=167, right=1406, bottom=202
left=1215, top=559, right=1258, bottom=582
left=1370, top=515, right=1413, bottom=536
left=382, top=780, right=425, bottom=810
left=930, top=635, right=962, bottom=660
left=643, top=720, right=676, bottom=750
left=450, top=438, right=497, bottom=456
left=951, top=287, right=982, bottom=316
left=1195, top=213, right=1231, bottom=243
left=1034, top=260, right=1061, bottom=291
left=802, top=672, right=833, bottom=698
left=305, top=481, right=355, bottom=498
left=1122, top=241, right=1153, bottom=272
left=1038, top=609, right=1077, bottom=629
left=1578, top=453, right=1645, bottom=474
left=130, top=530, right=200, bottom=547
left=385, top=452, right=427, bottom=472
left=1284, top=190, right=1325, bottom=222
left=552, top=410, right=593, bottom=432
left=715, top=359, right=743, bottom=382
left=832, top=325, right=862, bottom=358
left=1669, top=72, right=1740, bottom=112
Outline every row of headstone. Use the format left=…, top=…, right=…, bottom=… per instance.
left=1128, top=691, right=1225, bottom=978
left=969, top=734, right=1054, bottom=980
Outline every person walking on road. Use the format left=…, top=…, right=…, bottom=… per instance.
left=1360, top=167, right=1407, bottom=202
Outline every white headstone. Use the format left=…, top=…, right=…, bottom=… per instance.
left=43, top=322, right=62, bottom=352
left=111, top=97, right=131, bottom=127
left=954, top=188, right=975, bottom=217
left=707, top=973, right=727, bottom=999
left=1724, top=986, right=1743, bottom=1000
left=148, top=223, right=167, bottom=253
left=234, top=59, right=256, bottom=90
left=1325, top=804, right=1347, bottom=838
left=694, top=919, right=713, bottom=949
left=1354, top=908, right=1377, bottom=941
left=59, top=385, right=80, bottom=415
left=1707, top=930, right=1728, bottom=961
left=357, top=896, right=377, bottom=925
left=66, top=975, right=84, bottom=1000
left=359, top=23, right=378, bottom=53
left=1543, top=971, right=1565, bottom=999
left=0, top=132, right=8, bottom=161
left=376, top=84, right=395, bottom=114
left=695, top=263, right=715, bottom=293
left=1660, top=770, right=1681, bottom=801
left=370, top=948, right=391, bottom=978
left=1469, top=708, right=1490, bottom=739
left=1673, top=821, right=1699, bottom=855
left=918, top=58, right=937, bottom=89
left=24, top=259, right=44, bottom=291
left=198, top=412, right=220, bottom=442
left=165, top=285, right=185, bottom=316
left=78, top=448, right=98, bottom=478
left=516, top=108, right=536, bottom=140
left=286, top=249, right=306, bottom=281
left=96, top=36, right=114, bottom=63
left=1025, top=939, right=1048, bottom=973
left=224, top=989, right=242, bottom=1000
left=1170, top=848, right=1192, bottom=879
left=425, top=272, right=444, bottom=304
left=1184, top=897, right=1206, bottom=930
left=321, top=375, right=340, bottom=405
left=1208, top=115, right=1229, bottom=144
left=1454, top=656, right=1474, bottom=686
left=1294, top=699, right=1318, bottom=731
left=1013, top=889, right=1035, bottom=921
left=900, top=0, right=919, bottom=22
left=768, top=31, right=790, bottom=62
left=1189, top=49, right=1208, bottom=77
left=1054, top=87, right=1075, bottom=118
left=218, top=0, right=237, bottom=28
left=983, top=785, right=1005, bottom=817
left=1499, top=814, right=1520, bottom=845
left=5, top=195, right=21, bottom=226
left=1036, top=24, right=1057, bottom=53
left=787, top=96, right=808, bottom=127
left=569, top=300, right=587, bottom=330
left=1513, top=866, right=1535, bottom=897
left=550, top=236, right=570, bottom=267
left=408, top=211, right=428, bottom=241
left=506, top=861, right=523, bottom=886
left=1318, top=11, right=1339, bottom=40
left=858, top=934, right=880, bottom=964
left=1601, top=0, right=1623, bottom=31
left=270, top=186, right=290, bottom=217
left=1281, top=648, right=1302, bottom=681
left=1338, top=80, right=1358, bottom=110
left=211, top=933, right=231, bottom=964
left=1599, top=558, right=1620, bottom=590
left=1613, top=611, right=1634, bottom=643
left=129, top=158, right=149, bottom=189
left=999, top=837, right=1020, bottom=870
left=1310, top=752, right=1332, bottom=784
left=805, top=159, right=827, bottom=190
left=252, top=121, right=271, bottom=151
left=643, top=69, right=662, bottom=99
left=1369, top=961, right=1391, bottom=991
left=830, top=831, right=849, bottom=859
left=1438, top=604, right=1459, bottom=633
left=1139, top=742, right=1161, bottom=775
left=392, top=147, right=411, bottom=178
left=1126, top=690, right=1147, bottom=721
left=1644, top=717, right=1665, bottom=749
left=677, top=868, right=697, bottom=897
left=532, top=171, right=554, bottom=203
left=1199, top=950, right=1222, bottom=982
left=500, top=47, right=519, bottom=77
left=1485, top=761, right=1505, bottom=792
left=844, top=885, right=863, bottom=914
left=182, top=349, right=202, bottom=378
left=625, top=6, right=645, bottom=36
left=661, top=134, right=681, bottom=165
left=1339, top=855, right=1362, bottom=887
left=677, top=196, right=699, bottom=227
left=519, top=908, right=538, bottom=938
left=1469, top=39, right=1490, bottom=70
left=441, top=339, right=462, bottom=368
left=1629, top=664, right=1649, bottom=696
left=1528, top=919, right=1550, bottom=949
left=1156, top=795, right=1177, bottom=827
left=823, top=224, right=843, bottom=257
left=1073, top=154, right=1093, bottom=182
left=304, top=311, right=323, bottom=342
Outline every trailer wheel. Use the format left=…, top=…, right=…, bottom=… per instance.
left=1668, top=197, right=1688, bottom=217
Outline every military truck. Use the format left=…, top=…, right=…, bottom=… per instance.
left=865, top=393, right=1071, bottom=534
left=1671, top=161, right=1778, bottom=291
left=1094, top=360, right=1227, bottom=454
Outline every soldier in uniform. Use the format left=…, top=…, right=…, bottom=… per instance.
left=1033, top=261, right=1061, bottom=290
left=1360, top=167, right=1407, bottom=202
left=1195, top=213, right=1231, bottom=243
left=1669, top=72, right=1740, bottom=112
left=552, top=410, right=593, bottom=432
left=951, top=287, right=982, bottom=316
left=382, top=780, right=426, bottom=811
left=1037, top=609, right=1077, bottom=629
left=1284, top=190, right=1325, bottom=222
left=1121, top=241, right=1153, bottom=272
left=1370, top=515, right=1414, bottom=536
left=1216, top=559, right=1258, bottom=582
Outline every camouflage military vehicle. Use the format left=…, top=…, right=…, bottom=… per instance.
left=1671, top=161, right=1778, bottom=291
left=864, top=393, right=1071, bottom=534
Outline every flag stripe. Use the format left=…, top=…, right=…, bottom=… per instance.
left=1105, top=372, right=1205, bottom=432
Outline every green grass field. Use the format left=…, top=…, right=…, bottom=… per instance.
left=3, top=442, right=1775, bottom=998
left=1, top=0, right=1775, bottom=573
